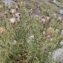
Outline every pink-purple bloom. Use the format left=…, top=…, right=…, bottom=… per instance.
left=42, top=18, right=46, bottom=23
left=58, top=16, right=62, bottom=21
left=8, top=6, right=11, bottom=10
left=15, top=13, right=20, bottom=18
left=47, top=35, right=51, bottom=38
left=53, top=13, right=56, bottom=16
left=16, top=17, right=20, bottom=22
left=43, top=46, right=47, bottom=50
left=4, top=11, right=8, bottom=15
left=16, top=5, right=19, bottom=9
left=15, top=13, right=20, bottom=22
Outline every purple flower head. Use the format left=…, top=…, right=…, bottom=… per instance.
left=15, top=13, right=20, bottom=18
left=43, top=46, right=47, bottom=50
left=16, top=5, right=19, bottom=9
left=4, top=11, right=8, bottom=15
left=16, top=17, right=20, bottom=22
left=47, top=35, right=51, bottom=38
left=58, top=16, right=62, bottom=21
left=8, top=6, right=11, bottom=10
left=42, top=18, right=46, bottom=23
left=53, top=13, right=56, bottom=16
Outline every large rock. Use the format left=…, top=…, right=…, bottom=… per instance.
left=52, top=47, right=63, bottom=63
left=2, top=0, right=16, bottom=5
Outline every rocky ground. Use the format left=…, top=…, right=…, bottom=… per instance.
left=0, top=0, right=63, bottom=15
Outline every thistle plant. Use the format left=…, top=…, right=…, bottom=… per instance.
left=0, top=0, right=63, bottom=63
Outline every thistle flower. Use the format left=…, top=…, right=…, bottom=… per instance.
left=4, top=11, right=8, bottom=15
left=0, top=27, right=4, bottom=34
left=8, top=6, right=11, bottom=10
left=10, top=9, right=16, bottom=14
left=47, top=27, right=54, bottom=35
left=15, top=13, right=20, bottom=18
left=15, top=13, right=20, bottom=22
left=16, top=5, right=19, bottom=9
left=41, top=18, right=46, bottom=23
left=53, top=13, right=56, bottom=16
left=16, top=17, right=20, bottom=22
left=9, top=18, right=16, bottom=24
left=43, top=46, right=47, bottom=50
left=47, top=35, right=51, bottom=38
left=58, top=16, right=62, bottom=21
